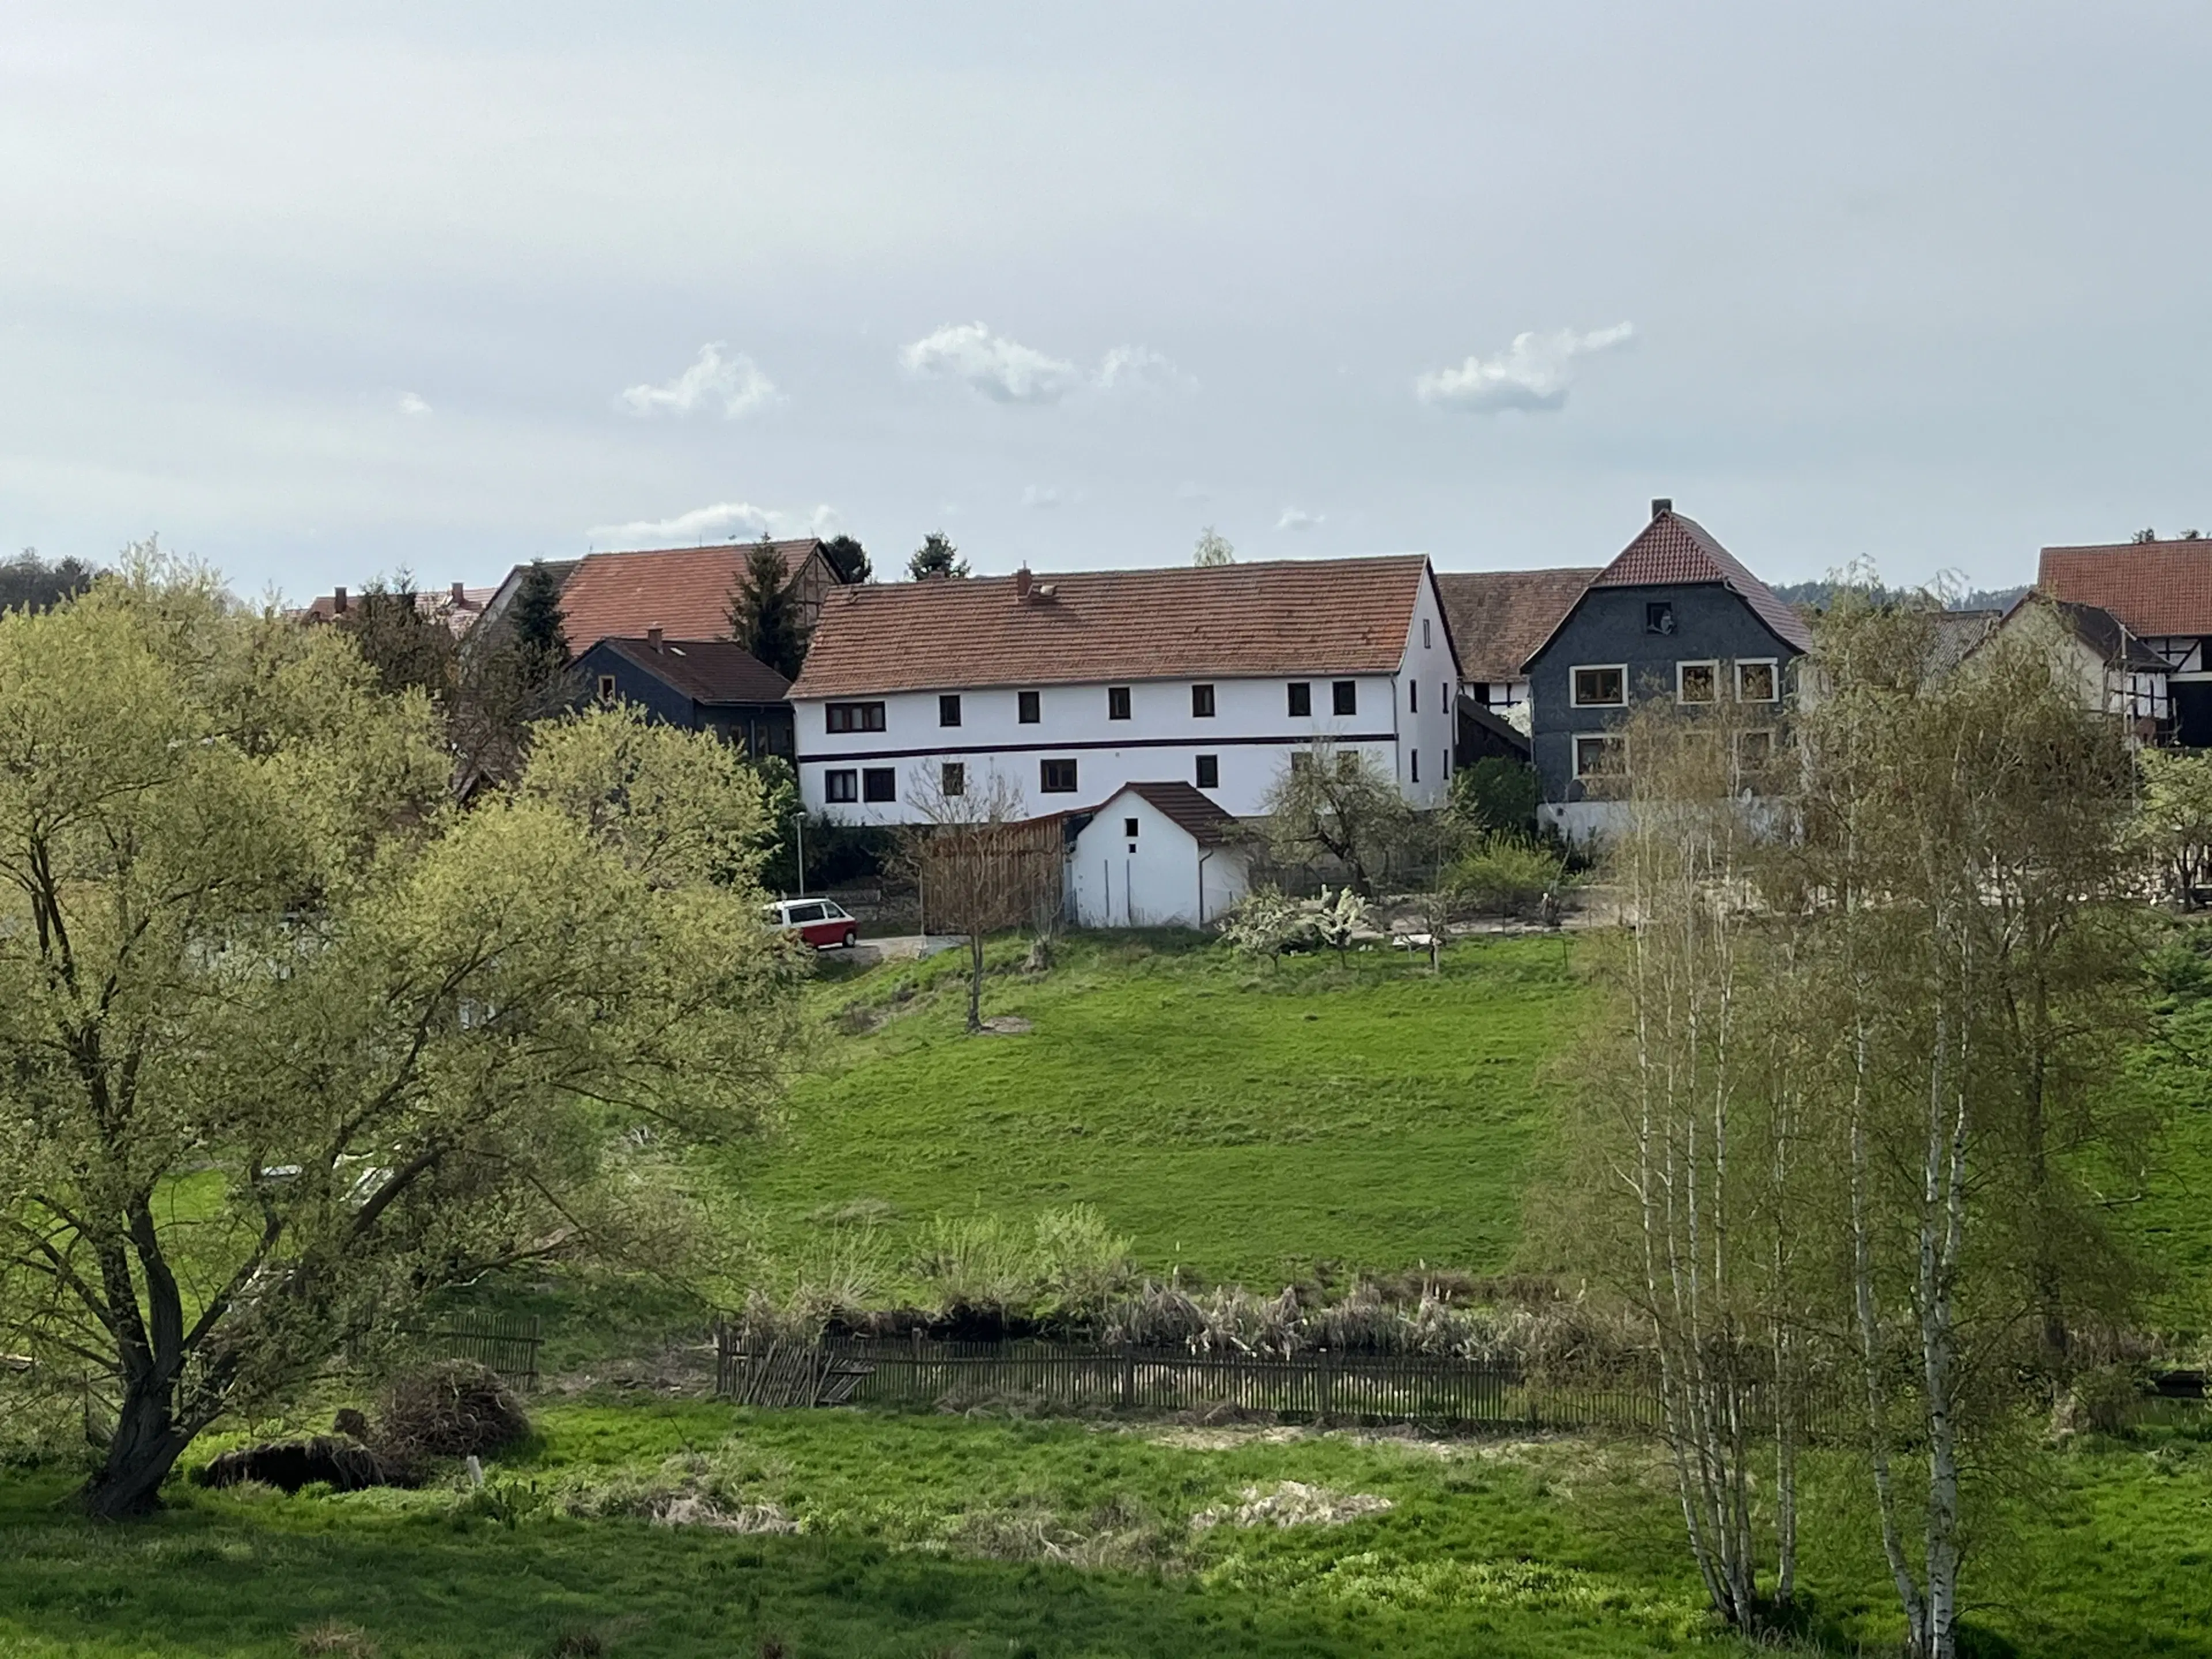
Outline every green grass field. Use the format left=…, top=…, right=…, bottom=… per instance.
left=3, top=1400, right=2206, bottom=1658
left=727, top=930, right=1582, bottom=1288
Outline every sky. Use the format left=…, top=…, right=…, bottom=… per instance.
left=3, top=1, right=2209, bottom=600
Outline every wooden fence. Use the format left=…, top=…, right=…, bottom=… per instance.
left=421, top=1312, right=543, bottom=1389
left=715, top=1332, right=1668, bottom=1432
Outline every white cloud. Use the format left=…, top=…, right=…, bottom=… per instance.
left=901, top=321, right=1082, bottom=404
left=396, top=392, right=432, bottom=417
left=1276, top=506, right=1323, bottom=532
left=1021, top=483, right=1064, bottom=509
left=1414, top=323, right=1635, bottom=414
left=586, top=500, right=837, bottom=545
left=1094, top=344, right=1196, bottom=393
left=618, top=343, right=782, bottom=419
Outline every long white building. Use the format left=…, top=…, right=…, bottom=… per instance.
left=786, top=555, right=1461, bottom=824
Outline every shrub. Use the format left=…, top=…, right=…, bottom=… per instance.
left=1452, top=835, right=1567, bottom=919
left=912, top=1213, right=1035, bottom=1319
left=1031, top=1205, right=1137, bottom=1322
left=1449, top=757, right=1541, bottom=836
left=1217, top=885, right=1304, bottom=964
left=374, top=1361, right=531, bottom=1471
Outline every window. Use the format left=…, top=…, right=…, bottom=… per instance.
left=826, top=701, right=886, bottom=734
left=940, top=762, right=965, bottom=797
left=1677, top=661, right=1718, bottom=704
left=1645, top=601, right=1676, bottom=636
left=1123, top=817, right=1141, bottom=839
left=1737, top=660, right=1779, bottom=702
left=1191, top=683, right=1215, bottom=718
left=1442, top=748, right=1450, bottom=781
left=1571, top=666, right=1626, bottom=707
left=1332, top=680, right=1357, bottom=716
left=1411, top=748, right=1420, bottom=783
left=1442, top=682, right=1450, bottom=715
left=824, top=768, right=858, bottom=803
left=1409, top=680, right=1418, bottom=713
left=938, top=694, right=962, bottom=727
left=1423, top=618, right=1433, bottom=649
left=1040, top=757, right=1078, bottom=794
left=1195, top=753, right=1219, bottom=789
left=1290, top=751, right=1315, bottom=776
left=596, top=673, right=617, bottom=701
left=1287, top=681, right=1312, bottom=717
left=1736, top=729, right=1775, bottom=768
left=861, top=767, right=896, bottom=803
left=787, top=901, right=826, bottom=923
left=1108, top=685, right=1131, bottom=721
left=1574, top=734, right=1627, bottom=779
left=1337, top=750, right=1360, bottom=781
left=1018, top=690, right=1041, bottom=724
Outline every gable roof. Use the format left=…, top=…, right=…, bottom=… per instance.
left=1523, top=507, right=1812, bottom=668
left=298, top=584, right=499, bottom=636
left=1924, top=608, right=2003, bottom=678
left=789, top=555, right=1437, bottom=699
left=2037, top=539, right=2212, bottom=638
left=1987, top=593, right=2170, bottom=674
left=1083, top=781, right=1240, bottom=845
left=1433, top=569, right=1597, bottom=683
left=590, top=636, right=793, bottom=704
left=558, top=539, right=824, bottom=654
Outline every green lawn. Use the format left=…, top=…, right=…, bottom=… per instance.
left=5, top=1400, right=2205, bottom=1659
left=726, top=930, right=1582, bottom=1287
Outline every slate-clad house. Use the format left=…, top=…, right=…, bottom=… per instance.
left=575, top=632, right=796, bottom=759
left=1522, top=501, right=1812, bottom=840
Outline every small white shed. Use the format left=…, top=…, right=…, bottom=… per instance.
left=1066, top=781, right=1250, bottom=929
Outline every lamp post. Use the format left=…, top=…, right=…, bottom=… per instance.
left=793, top=812, right=807, bottom=897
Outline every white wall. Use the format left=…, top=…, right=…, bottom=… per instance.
left=1066, top=793, right=1251, bottom=927
left=797, top=672, right=1400, bottom=824
left=1397, top=573, right=1457, bottom=806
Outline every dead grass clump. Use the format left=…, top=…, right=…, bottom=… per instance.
left=376, top=1361, right=531, bottom=1468
left=296, top=1622, right=378, bottom=1657
left=946, top=1493, right=1173, bottom=1570
left=1189, top=1480, right=1395, bottom=1531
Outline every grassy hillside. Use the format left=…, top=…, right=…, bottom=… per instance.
left=724, top=930, right=1585, bottom=1289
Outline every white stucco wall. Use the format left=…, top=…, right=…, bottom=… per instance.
left=1066, top=791, right=1251, bottom=927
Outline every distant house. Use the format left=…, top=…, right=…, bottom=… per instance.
left=574, top=633, right=796, bottom=759
left=2036, top=537, right=2212, bottom=743
left=786, top=556, right=1461, bottom=824
left=1522, top=501, right=1812, bottom=840
left=555, top=539, right=851, bottom=657
left=1966, top=593, right=2171, bottom=738
left=298, top=581, right=497, bottom=635
left=1433, top=567, right=1597, bottom=725
left=1064, top=781, right=1251, bottom=929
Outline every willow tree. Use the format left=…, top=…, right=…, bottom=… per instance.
left=0, top=561, right=801, bottom=1517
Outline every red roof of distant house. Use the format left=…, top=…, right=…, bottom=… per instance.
left=558, top=539, right=823, bottom=653
left=1525, top=507, right=1810, bottom=665
left=593, top=637, right=793, bottom=704
left=1433, top=569, right=1598, bottom=683
left=1096, top=781, right=1241, bottom=845
left=789, top=556, right=1438, bottom=700
left=2038, top=539, right=2212, bottom=638
left=298, top=584, right=497, bottom=635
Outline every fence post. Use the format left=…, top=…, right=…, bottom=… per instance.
left=1120, top=1342, right=1136, bottom=1410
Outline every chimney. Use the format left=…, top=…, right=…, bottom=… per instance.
left=332, top=586, right=348, bottom=615
left=647, top=626, right=664, bottom=651
left=450, top=581, right=465, bottom=605
left=1013, top=566, right=1033, bottom=601
left=1652, top=498, right=1673, bottom=519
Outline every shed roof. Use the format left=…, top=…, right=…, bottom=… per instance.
left=592, top=636, right=793, bottom=704
left=790, top=555, right=1435, bottom=699
left=2037, top=539, right=2212, bottom=638
left=1433, top=569, right=1597, bottom=683
left=559, top=539, right=824, bottom=653
left=1081, top=781, right=1241, bottom=846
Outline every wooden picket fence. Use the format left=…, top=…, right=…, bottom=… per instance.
left=714, top=1331, right=1668, bottom=1432
left=420, top=1312, right=543, bottom=1389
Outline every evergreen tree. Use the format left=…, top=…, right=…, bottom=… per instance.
left=728, top=537, right=807, bottom=679
left=509, top=558, right=569, bottom=661
left=0, top=548, right=99, bottom=614
left=907, top=531, right=968, bottom=580
left=819, top=534, right=872, bottom=584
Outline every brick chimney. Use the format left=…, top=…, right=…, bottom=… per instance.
left=647, top=626, right=664, bottom=650
left=1652, top=498, right=1673, bottom=519
left=332, top=586, right=348, bottom=615
left=1013, top=566, right=1033, bottom=601
left=450, top=581, right=465, bottom=604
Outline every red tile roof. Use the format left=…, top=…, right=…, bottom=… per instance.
left=1524, top=508, right=1810, bottom=665
left=593, top=637, right=792, bottom=704
left=1086, top=781, right=1241, bottom=844
left=297, top=584, right=498, bottom=636
left=1433, top=569, right=1597, bottom=683
left=558, top=539, right=822, bottom=653
left=2037, top=540, right=2212, bottom=638
left=789, top=556, right=1437, bottom=699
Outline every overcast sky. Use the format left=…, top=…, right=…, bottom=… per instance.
left=5, top=2, right=2208, bottom=599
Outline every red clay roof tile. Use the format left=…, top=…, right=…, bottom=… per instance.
left=1433, top=569, right=1597, bottom=683
left=558, top=539, right=821, bottom=652
left=2038, top=540, right=2212, bottom=638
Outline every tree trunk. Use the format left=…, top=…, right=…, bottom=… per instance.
left=966, top=933, right=984, bottom=1033
left=82, top=1373, right=191, bottom=1519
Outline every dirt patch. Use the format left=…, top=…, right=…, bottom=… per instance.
left=1190, top=1481, right=1395, bottom=1530
left=979, top=1015, right=1033, bottom=1035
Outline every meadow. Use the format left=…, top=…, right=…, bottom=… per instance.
left=728, top=929, right=1583, bottom=1289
